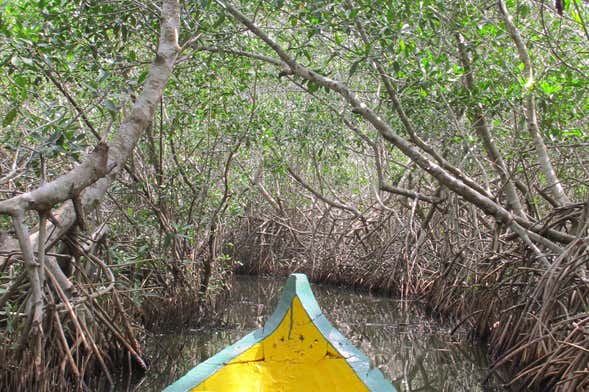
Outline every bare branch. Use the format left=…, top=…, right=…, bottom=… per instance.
left=286, top=165, right=362, bottom=218
left=0, top=142, right=109, bottom=216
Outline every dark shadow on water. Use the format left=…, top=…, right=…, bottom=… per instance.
left=115, top=274, right=508, bottom=391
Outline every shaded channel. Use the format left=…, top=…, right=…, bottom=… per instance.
left=126, top=275, right=506, bottom=391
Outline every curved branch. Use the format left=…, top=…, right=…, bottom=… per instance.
left=286, top=166, right=362, bottom=218
left=353, top=19, right=493, bottom=202
left=222, top=1, right=562, bottom=257
left=0, top=143, right=109, bottom=216
left=289, top=77, right=442, bottom=205
left=30, top=0, right=181, bottom=247
left=0, top=0, right=182, bottom=300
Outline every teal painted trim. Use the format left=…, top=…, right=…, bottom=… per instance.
left=162, top=330, right=263, bottom=392
left=290, top=274, right=396, bottom=392
left=163, top=274, right=396, bottom=392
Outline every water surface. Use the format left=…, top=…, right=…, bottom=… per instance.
left=128, top=274, right=505, bottom=391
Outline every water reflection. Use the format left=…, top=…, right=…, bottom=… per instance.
left=127, top=275, right=505, bottom=391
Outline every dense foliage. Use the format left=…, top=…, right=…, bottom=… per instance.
left=0, top=0, right=588, bottom=390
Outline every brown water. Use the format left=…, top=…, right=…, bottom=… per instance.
left=122, top=274, right=507, bottom=391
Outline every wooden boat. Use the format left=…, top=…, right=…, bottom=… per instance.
left=164, top=273, right=396, bottom=391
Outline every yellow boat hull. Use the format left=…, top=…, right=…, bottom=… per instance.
left=164, top=274, right=395, bottom=391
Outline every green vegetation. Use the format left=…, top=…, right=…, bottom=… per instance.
left=0, top=0, right=588, bottom=390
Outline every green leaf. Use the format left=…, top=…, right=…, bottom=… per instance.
left=571, top=10, right=582, bottom=23
left=2, top=107, right=18, bottom=126
left=307, top=80, right=320, bottom=93
left=519, top=4, right=530, bottom=18
left=563, top=129, right=583, bottom=138
left=137, top=68, right=149, bottom=85
left=539, top=80, right=562, bottom=95
left=392, top=61, right=400, bottom=75
left=349, top=58, right=362, bottom=77
left=103, top=99, right=118, bottom=113
left=21, top=57, right=34, bottom=66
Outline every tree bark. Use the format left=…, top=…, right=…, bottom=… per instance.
left=0, top=0, right=182, bottom=371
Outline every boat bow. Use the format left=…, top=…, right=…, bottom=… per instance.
left=164, top=273, right=396, bottom=391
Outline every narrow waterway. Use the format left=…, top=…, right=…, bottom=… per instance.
left=127, top=274, right=506, bottom=391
